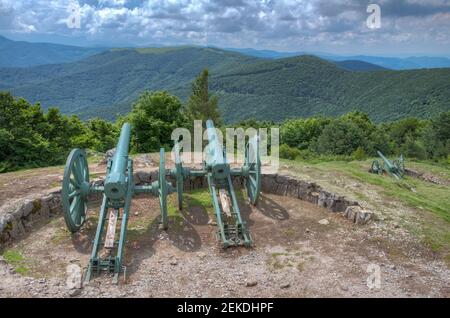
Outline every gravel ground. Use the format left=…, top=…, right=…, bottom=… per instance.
left=1, top=192, right=449, bottom=298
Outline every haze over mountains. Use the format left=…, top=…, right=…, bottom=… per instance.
left=0, top=36, right=449, bottom=124
left=0, top=36, right=105, bottom=68
left=227, top=47, right=450, bottom=70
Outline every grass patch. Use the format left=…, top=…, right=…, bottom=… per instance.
left=2, top=249, right=29, bottom=275
left=285, top=158, right=450, bottom=256
left=51, top=227, right=71, bottom=244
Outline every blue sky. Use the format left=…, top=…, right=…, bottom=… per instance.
left=1, top=0, right=450, bottom=56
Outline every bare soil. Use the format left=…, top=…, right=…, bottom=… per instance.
left=1, top=191, right=449, bottom=298
left=0, top=154, right=449, bottom=298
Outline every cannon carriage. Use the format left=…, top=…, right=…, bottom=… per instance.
left=170, top=120, right=261, bottom=248
left=61, top=123, right=173, bottom=283
left=370, top=151, right=405, bottom=179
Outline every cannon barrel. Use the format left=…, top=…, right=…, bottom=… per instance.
left=205, top=120, right=229, bottom=179
left=377, top=151, right=394, bottom=169
left=104, top=123, right=131, bottom=200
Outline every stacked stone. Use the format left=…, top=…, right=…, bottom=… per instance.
left=0, top=191, right=61, bottom=243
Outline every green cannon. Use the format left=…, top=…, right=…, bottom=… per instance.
left=61, top=123, right=173, bottom=283
left=171, top=120, right=261, bottom=248
left=370, top=151, right=405, bottom=179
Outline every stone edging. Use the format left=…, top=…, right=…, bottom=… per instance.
left=0, top=190, right=61, bottom=244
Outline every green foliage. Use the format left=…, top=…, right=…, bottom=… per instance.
left=352, top=147, right=367, bottom=160
left=127, top=91, right=185, bottom=152
left=1, top=88, right=449, bottom=173
left=279, top=144, right=302, bottom=160
left=314, top=119, right=366, bottom=156
left=422, top=111, right=450, bottom=159
left=281, top=117, right=330, bottom=150
left=184, top=69, right=222, bottom=127
left=0, top=92, right=120, bottom=172
left=83, top=118, right=119, bottom=152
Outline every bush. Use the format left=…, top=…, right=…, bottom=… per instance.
left=281, top=117, right=330, bottom=150
left=127, top=91, right=185, bottom=152
left=279, top=144, right=302, bottom=160
left=352, top=147, right=367, bottom=160
left=314, top=119, right=366, bottom=156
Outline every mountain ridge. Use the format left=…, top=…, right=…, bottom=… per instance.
left=1, top=46, right=449, bottom=123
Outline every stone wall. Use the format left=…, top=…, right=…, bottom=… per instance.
left=0, top=190, right=61, bottom=244
left=1, top=173, right=373, bottom=245
left=258, top=174, right=373, bottom=225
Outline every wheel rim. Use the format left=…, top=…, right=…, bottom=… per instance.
left=245, top=136, right=261, bottom=205
left=62, top=149, right=89, bottom=233
left=159, top=148, right=168, bottom=230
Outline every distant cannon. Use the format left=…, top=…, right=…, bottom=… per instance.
left=171, top=120, right=261, bottom=248
left=61, top=123, right=173, bottom=283
left=370, top=151, right=405, bottom=179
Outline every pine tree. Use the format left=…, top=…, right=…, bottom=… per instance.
left=184, top=69, right=222, bottom=127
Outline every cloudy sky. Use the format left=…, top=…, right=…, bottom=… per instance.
left=1, top=0, right=449, bottom=56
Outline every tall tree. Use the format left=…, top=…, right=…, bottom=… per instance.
left=184, top=69, right=222, bottom=126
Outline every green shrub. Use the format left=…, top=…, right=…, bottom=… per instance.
left=352, top=147, right=367, bottom=160
left=279, top=144, right=302, bottom=160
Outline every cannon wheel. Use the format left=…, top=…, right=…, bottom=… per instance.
left=174, top=143, right=184, bottom=210
left=393, top=155, right=405, bottom=175
left=159, top=148, right=169, bottom=230
left=62, top=149, right=89, bottom=233
left=245, top=136, right=261, bottom=205
left=371, top=160, right=382, bottom=174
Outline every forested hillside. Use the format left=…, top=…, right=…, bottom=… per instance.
left=212, top=56, right=450, bottom=122
left=0, top=35, right=104, bottom=67
left=1, top=47, right=449, bottom=123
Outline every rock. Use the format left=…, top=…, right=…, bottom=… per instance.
left=104, top=148, right=116, bottom=163
left=280, top=283, right=291, bottom=289
left=318, top=219, right=329, bottom=225
left=207, top=219, right=217, bottom=226
left=344, top=206, right=373, bottom=225
left=69, top=288, right=82, bottom=297
left=197, top=252, right=207, bottom=259
left=245, top=280, right=258, bottom=287
left=355, top=209, right=373, bottom=225
left=169, top=259, right=178, bottom=266
left=134, top=212, right=140, bottom=217
left=305, top=228, right=311, bottom=234
left=339, top=284, right=349, bottom=291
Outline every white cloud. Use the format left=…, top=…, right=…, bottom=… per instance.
left=0, top=0, right=449, bottom=55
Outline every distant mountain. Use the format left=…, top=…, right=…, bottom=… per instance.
left=224, top=47, right=301, bottom=59
left=226, top=47, right=450, bottom=70
left=0, top=35, right=105, bottom=67
left=325, top=55, right=450, bottom=70
left=0, top=46, right=449, bottom=123
left=226, top=48, right=386, bottom=71
left=334, top=60, right=387, bottom=72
